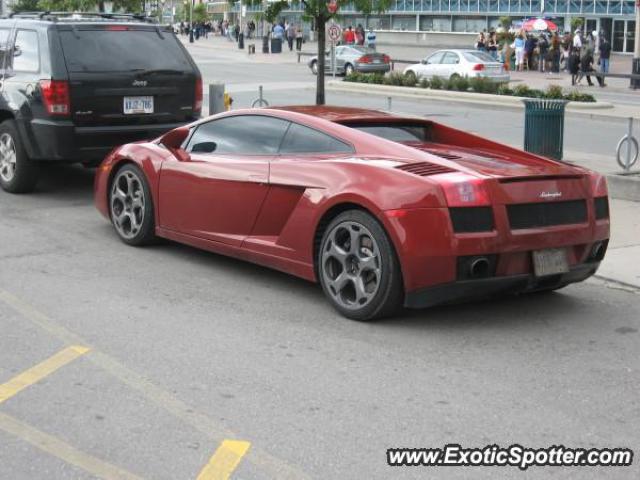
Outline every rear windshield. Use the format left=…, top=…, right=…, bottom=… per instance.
left=59, top=28, right=192, bottom=73
left=462, top=51, right=496, bottom=63
left=347, top=123, right=430, bottom=142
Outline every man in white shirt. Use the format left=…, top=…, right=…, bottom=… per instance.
left=573, top=29, right=582, bottom=50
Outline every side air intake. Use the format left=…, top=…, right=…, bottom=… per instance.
left=395, top=162, right=456, bottom=177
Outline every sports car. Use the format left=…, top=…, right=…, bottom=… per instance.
left=94, top=106, right=610, bottom=321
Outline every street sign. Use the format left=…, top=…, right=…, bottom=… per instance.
left=327, top=23, right=342, bottom=43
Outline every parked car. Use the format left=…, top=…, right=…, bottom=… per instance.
left=0, top=12, right=202, bottom=193
left=95, top=106, right=609, bottom=321
left=309, top=46, right=391, bottom=76
left=404, top=49, right=510, bottom=83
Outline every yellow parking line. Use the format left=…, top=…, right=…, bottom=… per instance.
left=0, top=411, right=145, bottom=480
left=197, top=440, right=251, bottom=480
left=0, top=345, right=89, bottom=404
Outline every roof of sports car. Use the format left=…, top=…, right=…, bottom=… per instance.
left=271, top=105, right=392, bottom=122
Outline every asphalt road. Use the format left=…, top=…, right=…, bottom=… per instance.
left=1, top=46, right=639, bottom=480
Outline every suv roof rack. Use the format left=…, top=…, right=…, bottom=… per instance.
left=9, top=11, right=157, bottom=23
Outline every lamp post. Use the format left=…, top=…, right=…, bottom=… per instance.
left=633, top=0, right=640, bottom=88
left=186, top=0, right=194, bottom=43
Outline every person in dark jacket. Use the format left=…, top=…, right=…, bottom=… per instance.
left=599, top=35, right=611, bottom=76
left=568, top=48, right=580, bottom=85
left=524, top=34, right=537, bottom=70
left=577, top=50, right=604, bottom=87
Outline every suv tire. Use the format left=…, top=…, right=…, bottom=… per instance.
left=0, top=120, right=39, bottom=193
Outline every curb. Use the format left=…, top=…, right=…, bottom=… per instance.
left=327, top=80, right=615, bottom=113
left=607, top=173, right=640, bottom=202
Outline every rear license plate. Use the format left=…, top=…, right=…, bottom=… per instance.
left=532, top=248, right=569, bottom=277
left=124, top=96, right=154, bottom=114
left=373, top=59, right=381, bottom=63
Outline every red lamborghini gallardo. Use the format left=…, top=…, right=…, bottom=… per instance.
left=94, top=106, right=610, bottom=320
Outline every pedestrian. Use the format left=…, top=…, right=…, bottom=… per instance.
left=537, top=33, right=548, bottom=72
left=295, top=25, right=303, bottom=51
left=568, top=48, right=581, bottom=85
left=578, top=49, right=604, bottom=87
left=475, top=31, right=486, bottom=51
left=286, top=22, right=295, bottom=51
left=366, top=27, right=376, bottom=50
left=513, top=30, right=526, bottom=71
left=550, top=32, right=561, bottom=73
left=355, top=24, right=365, bottom=46
left=344, top=26, right=355, bottom=45
left=524, top=33, right=536, bottom=70
left=598, top=34, right=611, bottom=77
left=273, top=22, right=284, bottom=41
left=487, top=31, right=498, bottom=60
left=572, top=29, right=582, bottom=51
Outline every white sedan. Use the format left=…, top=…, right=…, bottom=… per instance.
left=404, top=49, right=510, bottom=82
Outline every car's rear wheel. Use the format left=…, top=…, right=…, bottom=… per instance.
left=344, top=63, right=355, bottom=76
left=404, top=70, right=417, bottom=84
left=109, top=164, right=156, bottom=246
left=310, top=60, right=318, bottom=75
left=0, top=120, right=39, bottom=194
left=318, top=210, right=403, bottom=321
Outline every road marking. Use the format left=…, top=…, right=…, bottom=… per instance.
left=197, top=440, right=251, bottom=480
left=0, top=288, right=309, bottom=480
left=0, top=411, right=145, bottom=480
left=0, top=345, right=89, bottom=404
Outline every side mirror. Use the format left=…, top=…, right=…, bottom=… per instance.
left=160, top=127, right=191, bottom=162
left=421, top=59, right=427, bottom=64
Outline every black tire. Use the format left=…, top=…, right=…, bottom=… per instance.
left=310, top=60, right=318, bottom=75
left=344, top=63, right=355, bottom=76
left=318, top=210, right=403, bottom=321
left=108, top=164, right=156, bottom=246
left=0, top=119, right=39, bottom=193
left=450, top=73, right=461, bottom=81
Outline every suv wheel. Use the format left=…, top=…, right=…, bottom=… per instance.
left=0, top=120, right=39, bottom=193
left=318, top=210, right=403, bottom=321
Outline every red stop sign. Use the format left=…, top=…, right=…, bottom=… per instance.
left=327, top=0, right=338, bottom=13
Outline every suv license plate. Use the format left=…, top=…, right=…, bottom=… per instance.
left=124, top=96, right=154, bottom=114
left=532, top=248, right=569, bottom=277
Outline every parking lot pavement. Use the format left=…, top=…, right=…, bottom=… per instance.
left=1, top=164, right=639, bottom=479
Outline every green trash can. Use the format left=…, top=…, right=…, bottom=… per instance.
left=523, top=99, right=568, bottom=161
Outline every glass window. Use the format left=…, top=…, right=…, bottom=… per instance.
left=188, top=115, right=290, bottom=155
left=441, top=52, right=461, bottom=64
left=59, top=28, right=191, bottom=73
left=350, top=124, right=429, bottom=142
left=11, top=30, right=39, bottom=72
left=463, top=51, right=498, bottom=62
left=391, top=15, right=417, bottom=31
left=279, top=123, right=353, bottom=154
left=427, top=51, right=445, bottom=64
left=432, top=16, right=452, bottom=31
left=0, top=29, right=11, bottom=70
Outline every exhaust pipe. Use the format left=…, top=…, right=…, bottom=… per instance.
left=590, top=242, right=605, bottom=261
left=469, top=257, right=490, bottom=279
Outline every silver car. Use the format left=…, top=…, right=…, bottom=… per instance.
left=404, top=49, right=510, bottom=83
left=308, top=45, right=391, bottom=76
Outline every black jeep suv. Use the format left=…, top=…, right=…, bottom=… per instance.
left=0, top=12, right=202, bottom=193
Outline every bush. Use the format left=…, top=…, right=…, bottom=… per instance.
left=564, top=91, right=596, bottom=103
left=383, top=71, right=405, bottom=86
left=419, top=77, right=430, bottom=89
left=429, top=76, right=444, bottom=90
left=468, top=76, right=499, bottom=94
left=512, top=84, right=531, bottom=97
left=546, top=84, right=564, bottom=99
left=450, top=75, right=470, bottom=92
left=497, top=84, right=513, bottom=96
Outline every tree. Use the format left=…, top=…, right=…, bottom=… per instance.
left=193, top=3, right=208, bottom=23
left=236, top=0, right=391, bottom=105
left=11, top=0, right=40, bottom=12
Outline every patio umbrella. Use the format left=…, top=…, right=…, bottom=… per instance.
left=523, top=18, right=558, bottom=32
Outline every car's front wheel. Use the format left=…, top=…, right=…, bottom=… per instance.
left=344, top=63, right=355, bottom=76
left=318, top=210, right=403, bottom=321
left=0, top=120, right=39, bottom=194
left=109, top=164, right=156, bottom=246
left=310, top=60, right=318, bottom=75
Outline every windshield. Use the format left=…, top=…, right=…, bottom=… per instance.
left=59, top=28, right=192, bottom=73
left=463, top=51, right=497, bottom=63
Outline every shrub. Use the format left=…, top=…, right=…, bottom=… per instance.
left=512, top=84, right=531, bottom=97
left=450, top=75, right=470, bottom=92
left=564, top=91, right=596, bottom=103
left=419, top=77, right=430, bottom=89
left=429, top=76, right=444, bottom=90
left=497, top=84, right=513, bottom=96
left=383, top=71, right=405, bottom=86
left=468, top=76, right=499, bottom=94
left=546, top=84, right=564, bottom=99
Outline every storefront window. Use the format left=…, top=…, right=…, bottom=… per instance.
left=392, top=15, right=417, bottom=30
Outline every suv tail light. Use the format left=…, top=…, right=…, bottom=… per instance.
left=39, top=80, right=70, bottom=116
left=358, top=55, right=372, bottom=64
left=194, top=77, right=203, bottom=113
left=472, top=63, right=485, bottom=71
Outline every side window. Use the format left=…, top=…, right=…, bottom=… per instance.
left=426, top=52, right=444, bottom=64
left=11, top=30, right=40, bottom=72
left=279, top=123, right=353, bottom=155
left=187, top=115, right=290, bottom=155
left=441, top=52, right=460, bottom=65
left=0, top=29, right=11, bottom=71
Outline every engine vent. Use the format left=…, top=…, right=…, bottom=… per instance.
left=396, top=162, right=456, bottom=177
left=420, top=149, right=462, bottom=160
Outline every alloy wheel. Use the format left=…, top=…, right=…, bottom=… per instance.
left=322, top=221, right=382, bottom=310
left=110, top=169, right=146, bottom=239
left=0, top=133, right=17, bottom=183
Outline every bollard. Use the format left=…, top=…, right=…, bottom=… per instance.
left=387, top=96, right=392, bottom=111
left=626, top=117, right=633, bottom=171
left=209, top=83, right=225, bottom=115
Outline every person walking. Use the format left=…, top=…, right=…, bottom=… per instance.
left=487, top=31, right=498, bottom=60
left=598, top=34, right=611, bottom=78
left=344, top=26, right=355, bottom=45
left=475, top=31, right=486, bottom=51
left=568, top=47, right=580, bottom=85
left=578, top=49, right=604, bottom=87
left=366, top=27, right=376, bottom=50
left=513, top=30, right=526, bottom=71
left=537, top=33, right=548, bottom=72
left=286, top=22, right=295, bottom=51
left=295, top=25, right=303, bottom=51
left=524, top=33, right=536, bottom=70
left=550, top=32, right=561, bottom=74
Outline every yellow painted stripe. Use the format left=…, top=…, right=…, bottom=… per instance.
left=197, top=440, right=251, bottom=480
left=0, top=345, right=89, bottom=404
left=0, top=411, right=145, bottom=480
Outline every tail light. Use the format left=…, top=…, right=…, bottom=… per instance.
left=194, top=77, right=203, bottom=113
left=39, top=80, right=70, bottom=116
left=382, top=54, right=391, bottom=64
left=358, top=55, right=372, bottom=64
left=589, top=173, right=608, bottom=197
left=472, top=63, right=485, bottom=71
left=439, top=173, right=491, bottom=207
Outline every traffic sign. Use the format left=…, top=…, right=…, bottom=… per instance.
left=327, top=23, right=342, bottom=43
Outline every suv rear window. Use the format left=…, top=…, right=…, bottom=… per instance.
left=59, top=28, right=191, bottom=73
